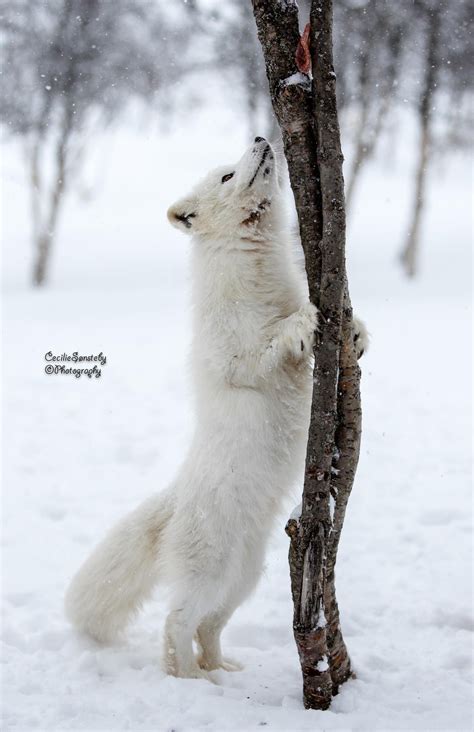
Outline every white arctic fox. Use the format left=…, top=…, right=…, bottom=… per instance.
left=65, top=137, right=368, bottom=679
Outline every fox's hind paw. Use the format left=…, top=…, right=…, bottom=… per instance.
left=198, top=654, right=243, bottom=672
left=220, top=658, right=243, bottom=672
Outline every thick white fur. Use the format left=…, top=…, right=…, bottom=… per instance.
left=65, top=139, right=369, bottom=679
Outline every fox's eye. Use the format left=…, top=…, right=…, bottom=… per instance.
left=221, top=172, right=234, bottom=184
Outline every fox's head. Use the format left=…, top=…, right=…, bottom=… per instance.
left=167, top=138, right=280, bottom=243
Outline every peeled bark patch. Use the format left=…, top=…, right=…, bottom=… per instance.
left=296, top=24, right=312, bottom=74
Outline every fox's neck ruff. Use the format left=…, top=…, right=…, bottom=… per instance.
left=190, top=214, right=295, bottom=316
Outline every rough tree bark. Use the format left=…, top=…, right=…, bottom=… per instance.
left=400, top=9, right=440, bottom=278
left=252, top=0, right=362, bottom=710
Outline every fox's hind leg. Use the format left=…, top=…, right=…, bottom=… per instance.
left=195, top=544, right=265, bottom=672
left=163, top=569, right=253, bottom=678
left=195, top=608, right=243, bottom=672
left=164, top=605, right=211, bottom=680
left=164, top=579, right=222, bottom=680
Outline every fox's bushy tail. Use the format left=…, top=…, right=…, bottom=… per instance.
left=65, top=491, right=174, bottom=642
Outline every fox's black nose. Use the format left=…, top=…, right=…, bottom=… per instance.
left=254, top=136, right=265, bottom=143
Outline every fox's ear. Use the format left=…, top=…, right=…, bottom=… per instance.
left=167, top=196, right=198, bottom=234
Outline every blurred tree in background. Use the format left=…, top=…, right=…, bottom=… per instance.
left=397, top=0, right=472, bottom=277
left=1, top=0, right=472, bottom=285
left=218, top=0, right=472, bottom=276
left=0, top=0, right=188, bottom=285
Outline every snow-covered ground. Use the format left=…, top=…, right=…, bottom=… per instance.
left=1, top=103, right=472, bottom=730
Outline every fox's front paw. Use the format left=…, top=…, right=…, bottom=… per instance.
left=283, top=302, right=318, bottom=360
left=353, top=316, right=370, bottom=359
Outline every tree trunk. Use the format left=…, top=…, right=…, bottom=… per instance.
left=344, top=51, right=370, bottom=214
left=345, top=25, right=402, bottom=215
left=325, top=292, right=361, bottom=690
left=400, top=10, right=439, bottom=278
left=32, top=179, right=65, bottom=287
left=31, top=123, right=70, bottom=287
left=400, top=117, right=430, bottom=278
left=252, top=0, right=362, bottom=710
left=29, top=138, right=42, bottom=243
left=345, top=91, right=389, bottom=215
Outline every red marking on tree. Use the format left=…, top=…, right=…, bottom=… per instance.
left=296, top=23, right=311, bottom=74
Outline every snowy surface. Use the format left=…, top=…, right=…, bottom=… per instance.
left=281, top=72, right=311, bottom=89
left=1, top=103, right=472, bottom=730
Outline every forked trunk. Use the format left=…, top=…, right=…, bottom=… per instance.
left=252, top=0, right=362, bottom=710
